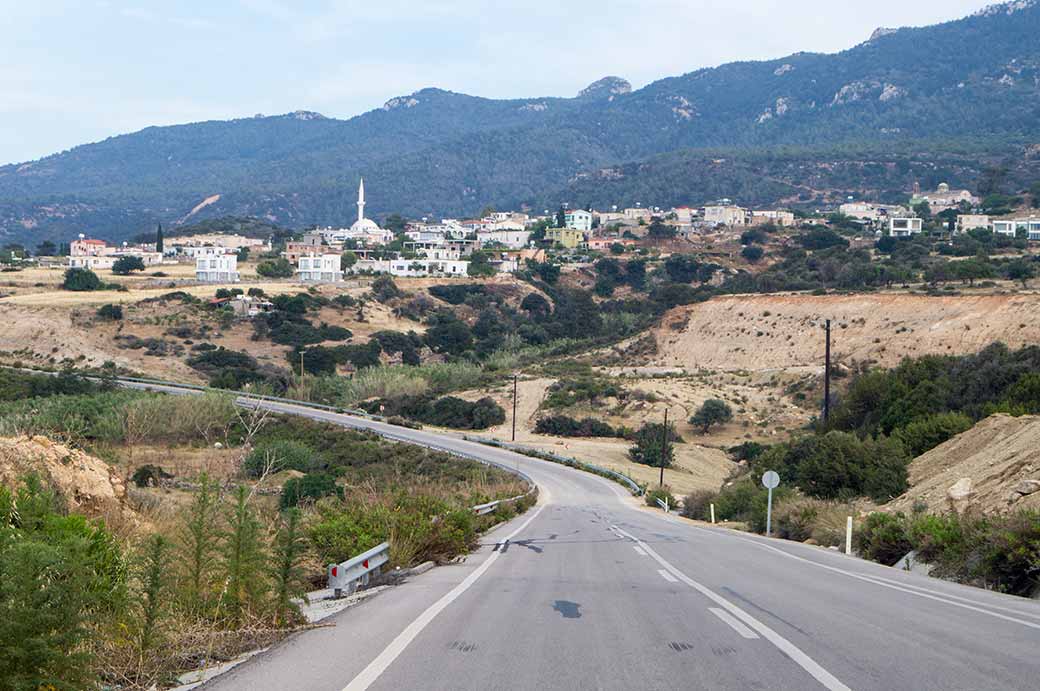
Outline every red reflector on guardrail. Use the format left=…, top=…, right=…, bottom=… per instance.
left=363, top=559, right=369, bottom=569
left=331, top=566, right=338, bottom=577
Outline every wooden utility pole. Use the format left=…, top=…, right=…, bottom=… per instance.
left=511, top=374, right=518, bottom=442
left=659, top=408, right=668, bottom=487
left=824, top=319, right=831, bottom=423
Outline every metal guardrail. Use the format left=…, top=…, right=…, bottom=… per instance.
left=656, top=497, right=670, bottom=512
left=6, top=366, right=618, bottom=498
left=471, top=500, right=499, bottom=516
left=462, top=435, right=644, bottom=496
left=328, top=541, right=390, bottom=597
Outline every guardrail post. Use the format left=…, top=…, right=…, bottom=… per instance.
left=845, top=516, right=853, bottom=555
left=710, top=503, right=715, bottom=524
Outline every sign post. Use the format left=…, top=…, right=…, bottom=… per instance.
left=762, top=470, right=780, bottom=537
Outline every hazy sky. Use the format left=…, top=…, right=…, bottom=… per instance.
left=0, top=0, right=992, bottom=165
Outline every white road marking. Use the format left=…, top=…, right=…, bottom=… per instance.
left=342, top=503, right=547, bottom=691
left=658, top=569, right=678, bottom=583
left=633, top=545, right=648, bottom=556
left=719, top=531, right=1040, bottom=632
left=709, top=607, right=760, bottom=639
left=639, top=505, right=1040, bottom=630
left=611, top=525, right=851, bottom=691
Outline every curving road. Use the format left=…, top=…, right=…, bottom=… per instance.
left=128, top=386, right=1040, bottom=691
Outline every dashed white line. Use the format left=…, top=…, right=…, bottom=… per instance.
left=709, top=607, right=760, bottom=639
left=658, top=568, right=678, bottom=583
left=633, top=545, right=648, bottom=556
left=611, top=525, right=851, bottom=691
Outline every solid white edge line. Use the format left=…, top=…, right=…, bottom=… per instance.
left=641, top=504, right=1040, bottom=628
left=732, top=536, right=1040, bottom=632
left=342, top=502, right=547, bottom=691
left=709, top=607, right=760, bottom=639
left=611, top=526, right=851, bottom=691
left=658, top=569, right=678, bottom=583
left=633, top=545, right=648, bottom=556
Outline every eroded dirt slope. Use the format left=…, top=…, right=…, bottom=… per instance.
left=886, top=414, right=1040, bottom=515
left=650, top=292, right=1040, bottom=372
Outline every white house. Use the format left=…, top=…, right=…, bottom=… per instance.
left=69, top=255, right=116, bottom=270
left=70, top=249, right=162, bottom=270
left=889, top=217, right=924, bottom=237
left=477, top=229, right=531, bottom=249
left=195, top=253, right=240, bottom=283
left=993, top=216, right=1040, bottom=239
left=352, top=258, right=470, bottom=277
left=70, top=238, right=109, bottom=257
left=181, top=245, right=230, bottom=259
left=564, top=209, right=593, bottom=232
left=703, top=205, right=749, bottom=227
left=751, top=210, right=796, bottom=227
left=839, top=202, right=906, bottom=222
left=297, top=253, right=343, bottom=282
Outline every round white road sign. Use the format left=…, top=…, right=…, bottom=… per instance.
left=762, top=471, right=780, bottom=489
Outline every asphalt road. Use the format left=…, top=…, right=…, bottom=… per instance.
left=123, top=386, right=1040, bottom=691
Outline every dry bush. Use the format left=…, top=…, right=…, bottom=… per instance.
left=773, top=495, right=853, bottom=547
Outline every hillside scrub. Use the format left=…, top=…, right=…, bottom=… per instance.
left=828, top=343, right=1040, bottom=454
left=751, top=431, right=909, bottom=502
left=360, top=394, right=505, bottom=430
left=856, top=510, right=1040, bottom=597
left=0, top=404, right=532, bottom=685
left=534, top=414, right=624, bottom=438
left=628, top=422, right=683, bottom=469
left=689, top=399, right=734, bottom=434
left=0, top=369, right=109, bottom=402
left=542, top=377, right=623, bottom=409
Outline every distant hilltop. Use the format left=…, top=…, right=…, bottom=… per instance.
left=2, top=0, right=1040, bottom=243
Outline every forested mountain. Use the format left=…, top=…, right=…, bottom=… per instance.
left=3, top=2, right=1040, bottom=243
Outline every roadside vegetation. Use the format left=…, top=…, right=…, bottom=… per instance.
left=674, top=342, right=1040, bottom=597
left=0, top=372, right=533, bottom=687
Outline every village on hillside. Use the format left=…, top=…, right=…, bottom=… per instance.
left=9, top=177, right=1040, bottom=289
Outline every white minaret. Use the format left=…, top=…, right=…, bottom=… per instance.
left=357, top=178, right=366, bottom=223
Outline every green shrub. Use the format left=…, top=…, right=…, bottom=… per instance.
left=680, top=490, right=717, bottom=520
left=534, top=415, right=619, bottom=438
left=62, top=267, right=103, bottom=291
left=628, top=422, right=682, bottom=468
left=428, top=284, right=485, bottom=305
left=243, top=440, right=319, bottom=477
left=112, top=255, right=146, bottom=275
left=855, top=512, right=912, bottom=566
left=689, top=399, right=734, bottom=433
left=774, top=501, right=819, bottom=542
left=96, top=303, right=123, bottom=321
left=280, top=473, right=342, bottom=509
left=644, top=486, right=677, bottom=509
left=0, top=389, right=145, bottom=443
left=362, top=394, right=505, bottom=430
left=371, top=276, right=403, bottom=302
left=894, top=412, right=973, bottom=457
left=256, top=258, right=294, bottom=278
left=131, top=464, right=173, bottom=488
left=713, top=478, right=790, bottom=533
left=309, top=492, right=479, bottom=567
left=753, top=431, right=909, bottom=502
left=543, top=377, right=622, bottom=408
left=0, top=477, right=128, bottom=688
left=0, top=370, right=104, bottom=402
